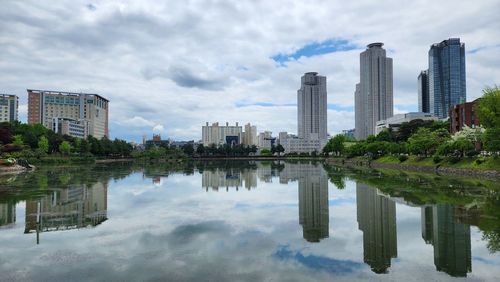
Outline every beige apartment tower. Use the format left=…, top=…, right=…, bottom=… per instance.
left=27, top=89, right=109, bottom=139
left=0, top=94, right=18, bottom=122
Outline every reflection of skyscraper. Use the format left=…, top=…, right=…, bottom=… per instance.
left=421, top=204, right=471, bottom=277
left=421, top=206, right=434, bottom=244
left=202, top=168, right=259, bottom=191
left=280, top=162, right=329, bottom=242
left=0, top=202, right=16, bottom=227
left=356, top=183, right=397, bottom=273
left=24, top=182, right=108, bottom=241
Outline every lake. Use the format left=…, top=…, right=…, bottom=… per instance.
left=0, top=161, right=499, bottom=281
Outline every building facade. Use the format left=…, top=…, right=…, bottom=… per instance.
left=257, top=131, right=274, bottom=149
left=52, top=118, right=89, bottom=138
left=243, top=123, right=257, bottom=146
left=201, top=122, right=243, bottom=146
left=375, top=112, right=438, bottom=134
left=298, top=72, right=327, bottom=141
left=449, top=99, right=480, bottom=134
left=27, top=89, right=109, bottom=139
left=428, top=38, right=466, bottom=119
left=355, top=43, right=394, bottom=140
left=418, top=70, right=430, bottom=113
left=0, top=94, right=18, bottom=122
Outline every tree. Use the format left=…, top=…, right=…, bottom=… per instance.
left=276, top=144, right=285, bottom=156
left=38, top=136, right=49, bottom=153
left=12, top=135, right=23, bottom=145
left=323, top=134, right=346, bottom=156
left=182, top=143, right=194, bottom=156
left=196, top=144, right=205, bottom=155
left=477, top=86, right=500, bottom=129
left=483, top=128, right=500, bottom=152
left=59, top=141, right=72, bottom=155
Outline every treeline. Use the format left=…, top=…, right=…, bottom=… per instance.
left=0, top=121, right=133, bottom=158
left=324, top=86, right=500, bottom=163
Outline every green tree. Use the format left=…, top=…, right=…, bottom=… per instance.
left=196, top=144, right=205, bottom=155
left=37, top=136, right=49, bottom=153
left=477, top=86, right=500, bottom=129
left=59, top=141, right=72, bottom=155
left=483, top=128, right=500, bottom=152
left=323, top=134, right=346, bottom=156
left=276, top=144, right=285, bottom=156
left=12, top=135, right=23, bottom=145
left=182, top=143, right=194, bottom=156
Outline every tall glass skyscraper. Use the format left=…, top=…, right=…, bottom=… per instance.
left=428, top=38, right=466, bottom=119
left=355, top=43, right=393, bottom=140
left=418, top=70, right=430, bottom=113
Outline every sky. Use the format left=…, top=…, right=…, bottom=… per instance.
left=1, top=0, right=499, bottom=142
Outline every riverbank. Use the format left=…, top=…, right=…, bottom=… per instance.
left=326, top=156, right=500, bottom=178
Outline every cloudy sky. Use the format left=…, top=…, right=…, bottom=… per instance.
left=1, top=0, right=499, bottom=142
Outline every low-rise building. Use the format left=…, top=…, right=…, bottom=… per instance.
left=0, top=94, right=18, bottom=122
left=342, top=129, right=356, bottom=140
left=449, top=99, right=481, bottom=134
left=52, top=118, right=89, bottom=138
left=376, top=112, right=437, bottom=134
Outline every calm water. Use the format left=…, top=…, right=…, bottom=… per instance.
left=0, top=161, right=499, bottom=281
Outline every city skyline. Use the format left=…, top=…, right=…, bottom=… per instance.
left=1, top=1, right=499, bottom=142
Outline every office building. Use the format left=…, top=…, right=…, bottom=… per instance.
left=356, top=183, right=397, bottom=274
left=418, top=70, right=430, bottom=113
left=428, top=38, right=466, bottom=119
left=27, top=89, right=109, bottom=139
left=355, top=43, right=394, bottom=140
left=342, top=129, right=355, bottom=140
left=375, top=112, right=438, bottom=134
left=449, top=99, right=480, bottom=134
left=202, top=122, right=242, bottom=146
left=0, top=94, right=18, bottom=122
left=243, top=123, right=257, bottom=146
left=257, top=131, right=274, bottom=149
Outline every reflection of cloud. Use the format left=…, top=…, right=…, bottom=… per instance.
left=274, top=245, right=363, bottom=274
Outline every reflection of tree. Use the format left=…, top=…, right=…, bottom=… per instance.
left=482, top=230, right=500, bottom=253
left=324, top=165, right=346, bottom=189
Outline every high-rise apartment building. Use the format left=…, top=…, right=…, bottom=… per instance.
left=418, top=70, right=430, bottom=113
left=202, top=122, right=242, bottom=146
left=0, top=94, right=18, bottom=122
left=243, top=123, right=257, bottom=146
left=298, top=72, right=327, bottom=141
left=27, top=89, right=109, bottom=139
left=355, top=43, right=393, bottom=140
left=428, top=38, right=466, bottom=119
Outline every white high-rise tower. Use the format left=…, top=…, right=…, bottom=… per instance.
left=297, top=72, right=327, bottom=141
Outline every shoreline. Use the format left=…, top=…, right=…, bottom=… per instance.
left=326, top=157, right=500, bottom=179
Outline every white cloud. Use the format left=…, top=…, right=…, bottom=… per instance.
left=1, top=0, right=499, bottom=142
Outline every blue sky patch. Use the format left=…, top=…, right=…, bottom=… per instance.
left=272, top=38, right=358, bottom=64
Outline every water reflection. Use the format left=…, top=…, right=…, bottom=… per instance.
left=421, top=205, right=472, bottom=277
left=0, top=161, right=497, bottom=280
left=356, top=183, right=398, bottom=274
left=24, top=181, right=108, bottom=244
left=0, top=202, right=16, bottom=228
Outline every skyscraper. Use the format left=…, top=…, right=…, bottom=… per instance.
left=27, top=89, right=109, bottom=139
left=428, top=38, right=466, bottom=119
left=418, top=70, right=430, bottom=113
left=297, top=72, right=327, bottom=141
left=355, top=43, right=393, bottom=140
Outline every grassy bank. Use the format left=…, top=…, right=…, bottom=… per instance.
left=373, top=155, right=500, bottom=170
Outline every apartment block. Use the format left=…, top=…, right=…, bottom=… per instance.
left=27, top=89, right=109, bottom=139
left=0, top=94, right=18, bottom=122
left=202, top=122, right=242, bottom=146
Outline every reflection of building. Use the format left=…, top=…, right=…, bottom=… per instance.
left=281, top=163, right=329, bottom=242
left=202, top=169, right=257, bottom=191
left=0, top=202, right=16, bottom=227
left=25, top=182, right=108, bottom=241
left=421, top=204, right=471, bottom=277
left=356, top=183, right=397, bottom=273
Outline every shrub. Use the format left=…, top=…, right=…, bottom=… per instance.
left=433, top=155, right=443, bottom=164
left=448, top=156, right=461, bottom=164
left=398, top=155, right=408, bottom=162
